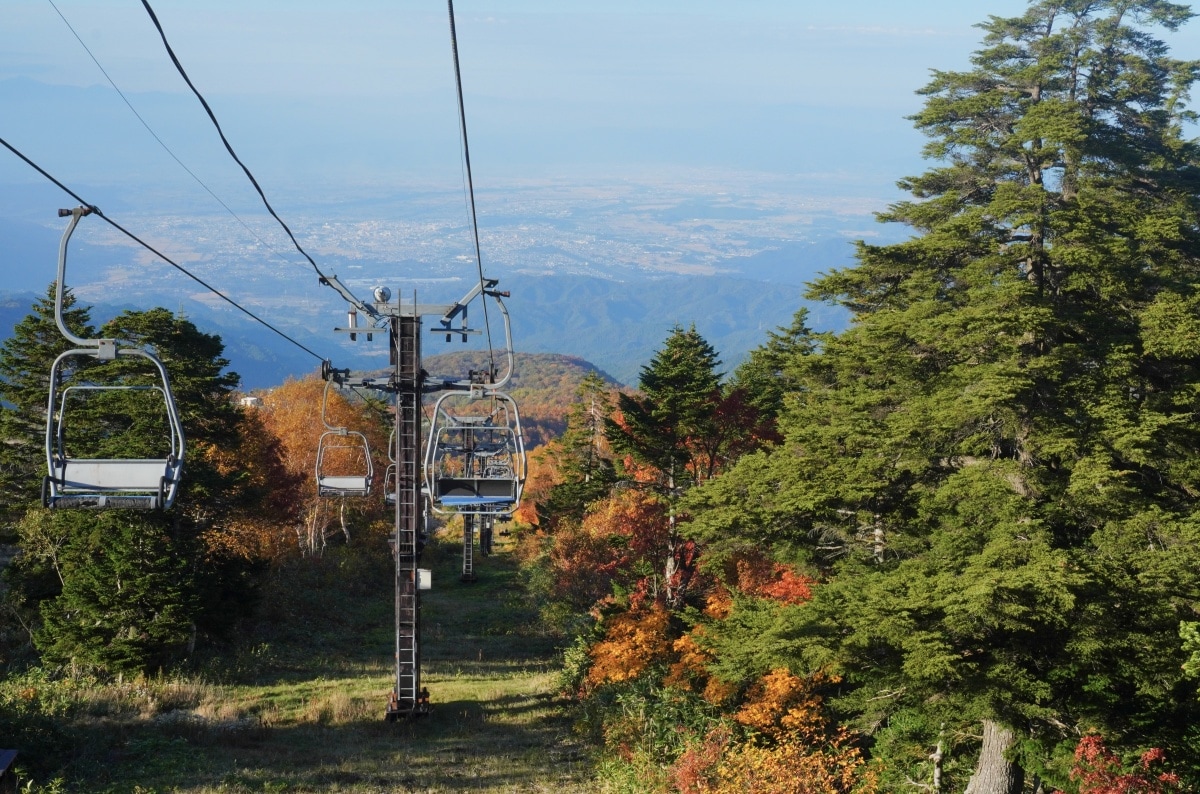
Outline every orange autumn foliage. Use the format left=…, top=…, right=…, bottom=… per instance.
left=669, top=669, right=877, bottom=794
left=706, top=733, right=877, bottom=794
left=535, top=489, right=669, bottom=611
left=736, top=668, right=834, bottom=741
left=586, top=603, right=673, bottom=687
left=254, top=375, right=388, bottom=555
left=513, top=442, right=562, bottom=525
left=190, top=406, right=303, bottom=563
left=664, top=628, right=738, bottom=705
left=730, top=550, right=816, bottom=605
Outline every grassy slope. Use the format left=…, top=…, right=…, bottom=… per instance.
left=40, top=532, right=594, bottom=793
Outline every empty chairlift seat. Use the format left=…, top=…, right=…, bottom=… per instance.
left=42, top=207, right=186, bottom=511
left=315, top=376, right=374, bottom=498
left=44, top=359, right=186, bottom=511
left=425, top=391, right=525, bottom=516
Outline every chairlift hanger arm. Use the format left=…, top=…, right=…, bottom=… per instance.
left=438, top=277, right=496, bottom=330
left=54, top=207, right=108, bottom=352
left=320, top=274, right=386, bottom=328
left=427, top=279, right=516, bottom=393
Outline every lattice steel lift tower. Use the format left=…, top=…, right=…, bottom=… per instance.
left=352, top=283, right=520, bottom=720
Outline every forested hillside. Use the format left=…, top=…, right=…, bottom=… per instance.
left=424, top=350, right=623, bottom=448
left=517, top=2, right=1200, bottom=792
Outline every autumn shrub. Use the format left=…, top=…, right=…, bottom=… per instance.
left=703, top=732, right=877, bottom=794
left=586, top=603, right=673, bottom=688
left=665, top=668, right=876, bottom=794
left=1070, top=734, right=1184, bottom=794
left=670, top=726, right=733, bottom=794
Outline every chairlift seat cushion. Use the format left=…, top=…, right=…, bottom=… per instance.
left=52, top=459, right=178, bottom=492
left=439, top=494, right=515, bottom=506
left=435, top=477, right=517, bottom=504
left=318, top=475, right=372, bottom=496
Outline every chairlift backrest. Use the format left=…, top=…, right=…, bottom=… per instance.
left=44, top=347, right=187, bottom=510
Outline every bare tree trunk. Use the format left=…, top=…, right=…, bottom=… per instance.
left=930, top=724, right=945, bottom=794
left=664, top=464, right=680, bottom=608
left=964, top=720, right=1024, bottom=794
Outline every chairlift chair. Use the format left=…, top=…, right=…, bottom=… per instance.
left=315, top=377, right=374, bottom=498
left=424, top=390, right=526, bottom=516
left=44, top=354, right=186, bottom=510
left=42, top=207, right=186, bottom=510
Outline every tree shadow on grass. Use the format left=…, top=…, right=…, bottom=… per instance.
left=56, top=690, right=593, bottom=793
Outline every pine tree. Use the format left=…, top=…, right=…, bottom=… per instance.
left=686, top=2, right=1200, bottom=790
left=0, top=284, right=94, bottom=517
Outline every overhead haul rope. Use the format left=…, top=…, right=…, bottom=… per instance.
left=0, top=135, right=327, bottom=363
left=447, top=0, right=498, bottom=380
left=45, top=0, right=293, bottom=272
left=139, top=0, right=382, bottom=326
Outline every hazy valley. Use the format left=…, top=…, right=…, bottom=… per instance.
left=0, top=173, right=885, bottom=386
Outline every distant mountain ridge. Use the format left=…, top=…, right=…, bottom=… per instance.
left=0, top=272, right=842, bottom=389
left=421, top=350, right=621, bottom=448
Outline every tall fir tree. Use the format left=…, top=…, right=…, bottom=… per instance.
left=0, top=284, right=94, bottom=519
left=729, top=307, right=819, bottom=424
left=607, top=324, right=724, bottom=490
left=606, top=325, right=724, bottom=607
left=686, top=2, right=1200, bottom=791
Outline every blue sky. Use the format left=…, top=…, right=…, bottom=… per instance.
left=0, top=1, right=1038, bottom=188
left=3, top=1, right=1200, bottom=196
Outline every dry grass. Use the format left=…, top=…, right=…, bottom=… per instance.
left=26, top=532, right=597, bottom=792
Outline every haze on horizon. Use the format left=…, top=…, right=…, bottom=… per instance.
left=5, top=0, right=1200, bottom=387
left=0, top=0, right=1052, bottom=193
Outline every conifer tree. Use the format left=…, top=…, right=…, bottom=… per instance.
left=535, top=371, right=617, bottom=530
left=1, top=295, right=260, bottom=672
left=608, top=324, right=723, bottom=490
left=686, top=2, right=1200, bottom=790
left=0, top=284, right=94, bottom=515
left=729, top=307, right=819, bottom=424
left=606, top=325, right=724, bottom=607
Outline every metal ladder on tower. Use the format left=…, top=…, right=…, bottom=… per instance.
left=461, top=514, right=476, bottom=582
left=388, top=312, right=428, bottom=718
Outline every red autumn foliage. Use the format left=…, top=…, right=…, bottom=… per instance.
left=1070, top=735, right=1182, bottom=794
left=726, top=549, right=817, bottom=605
left=536, top=489, right=669, bottom=611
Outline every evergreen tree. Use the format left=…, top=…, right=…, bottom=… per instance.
left=0, top=284, right=94, bottom=517
left=607, top=324, right=723, bottom=490
left=35, top=511, right=198, bottom=674
left=686, top=2, right=1200, bottom=790
left=2, top=297, right=259, bottom=673
left=535, top=371, right=618, bottom=529
left=729, top=307, right=819, bottom=424
left=606, top=325, right=724, bottom=607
